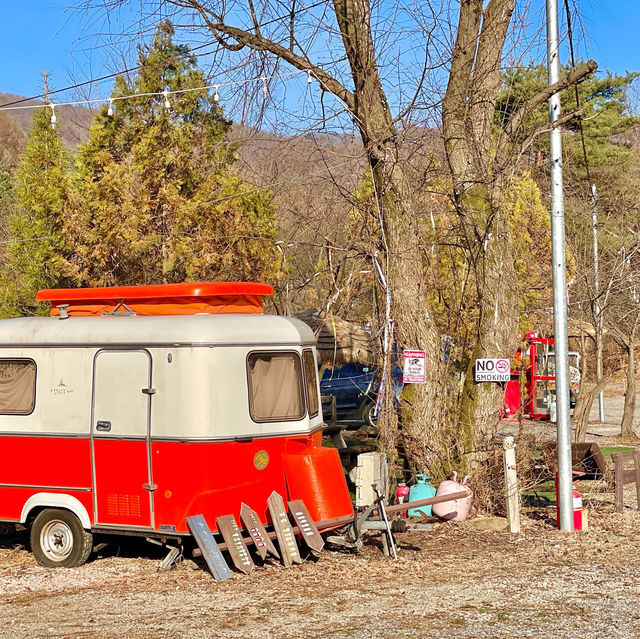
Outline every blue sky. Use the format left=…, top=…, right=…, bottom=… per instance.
left=0, top=1, right=638, bottom=103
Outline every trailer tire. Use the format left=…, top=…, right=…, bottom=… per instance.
left=30, top=508, right=93, bottom=568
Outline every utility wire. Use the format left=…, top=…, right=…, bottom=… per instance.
left=563, top=0, right=593, bottom=185
left=0, top=71, right=305, bottom=113
left=0, top=0, right=326, bottom=108
left=0, top=41, right=213, bottom=109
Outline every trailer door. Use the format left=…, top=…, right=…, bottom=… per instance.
left=91, top=350, right=154, bottom=528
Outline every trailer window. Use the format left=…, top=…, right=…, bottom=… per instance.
left=247, top=352, right=305, bottom=422
left=302, top=350, right=319, bottom=417
left=0, top=359, right=36, bottom=415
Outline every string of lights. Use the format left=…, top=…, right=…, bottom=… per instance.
left=0, top=0, right=327, bottom=110
left=0, top=69, right=315, bottom=128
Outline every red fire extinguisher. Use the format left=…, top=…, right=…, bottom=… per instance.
left=555, top=471, right=584, bottom=530
left=396, top=483, right=410, bottom=518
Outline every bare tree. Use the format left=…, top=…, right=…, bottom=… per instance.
left=79, top=0, right=596, bottom=479
left=440, top=0, right=595, bottom=464
left=605, top=247, right=640, bottom=438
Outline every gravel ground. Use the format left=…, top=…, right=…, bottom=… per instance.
left=2, top=386, right=640, bottom=639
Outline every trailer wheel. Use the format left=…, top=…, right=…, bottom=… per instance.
left=30, top=509, right=93, bottom=568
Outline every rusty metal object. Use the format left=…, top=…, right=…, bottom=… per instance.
left=384, top=490, right=471, bottom=516
left=288, top=500, right=324, bottom=552
left=216, top=515, right=254, bottom=574
left=267, top=492, right=302, bottom=567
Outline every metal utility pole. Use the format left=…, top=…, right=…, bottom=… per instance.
left=546, top=0, right=573, bottom=531
left=591, top=184, right=605, bottom=421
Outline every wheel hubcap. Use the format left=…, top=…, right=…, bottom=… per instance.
left=40, top=520, right=73, bottom=561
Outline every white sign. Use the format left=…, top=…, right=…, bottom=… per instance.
left=403, top=350, right=426, bottom=384
left=475, top=358, right=511, bottom=382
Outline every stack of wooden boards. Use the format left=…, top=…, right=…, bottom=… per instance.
left=187, top=491, right=324, bottom=580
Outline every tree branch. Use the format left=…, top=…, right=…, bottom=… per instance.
left=247, top=0, right=262, bottom=37
left=514, top=108, right=584, bottom=158
left=503, top=59, right=597, bottom=140
left=468, top=0, right=515, bottom=156
left=166, top=0, right=355, bottom=110
left=289, top=0, right=296, bottom=51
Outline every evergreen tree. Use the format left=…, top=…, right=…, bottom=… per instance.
left=67, top=22, right=282, bottom=286
left=495, top=65, right=639, bottom=176
left=0, top=107, right=73, bottom=316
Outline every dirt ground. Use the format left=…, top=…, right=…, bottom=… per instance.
left=2, top=387, right=640, bottom=639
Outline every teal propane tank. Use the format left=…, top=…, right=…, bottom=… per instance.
left=408, top=474, right=436, bottom=517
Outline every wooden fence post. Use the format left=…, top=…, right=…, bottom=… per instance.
left=634, top=450, right=640, bottom=511
left=614, top=453, right=625, bottom=513
left=503, top=436, right=520, bottom=533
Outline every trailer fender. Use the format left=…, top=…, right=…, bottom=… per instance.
left=20, top=493, right=92, bottom=530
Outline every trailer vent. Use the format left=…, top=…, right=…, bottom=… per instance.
left=106, top=494, right=141, bottom=518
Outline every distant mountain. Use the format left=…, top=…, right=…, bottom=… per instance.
left=0, top=92, right=94, bottom=148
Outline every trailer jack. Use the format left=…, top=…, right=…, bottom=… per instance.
left=325, top=484, right=421, bottom=558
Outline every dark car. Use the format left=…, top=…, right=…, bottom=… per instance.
left=320, top=362, right=403, bottom=426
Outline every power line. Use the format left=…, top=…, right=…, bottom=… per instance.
left=0, top=70, right=306, bottom=114
left=0, top=0, right=326, bottom=109
left=0, top=42, right=215, bottom=109
left=563, top=0, right=593, bottom=184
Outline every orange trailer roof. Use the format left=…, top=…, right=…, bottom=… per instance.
left=36, top=282, right=274, bottom=317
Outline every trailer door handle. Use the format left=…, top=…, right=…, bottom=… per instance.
left=96, top=421, right=111, bottom=432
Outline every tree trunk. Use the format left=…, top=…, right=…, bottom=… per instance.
left=572, top=331, right=591, bottom=443
left=460, top=207, right=519, bottom=469
left=573, top=376, right=611, bottom=442
left=621, top=344, right=636, bottom=438
left=332, top=0, right=445, bottom=473
left=441, top=0, right=520, bottom=474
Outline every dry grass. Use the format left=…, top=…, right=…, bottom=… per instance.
left=2, top=482, right=640, bottom=639
left=2, top=387, right=640, bottom=638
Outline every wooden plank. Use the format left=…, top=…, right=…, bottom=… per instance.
left=611, top=450, right=635, bottom=466
left=612, top=451, right=638, bottom=485
left=288, top=499, right=325, bottom=552
left=634, top=450, right=640, bottom=511
left=267, top=491, right=302, bottom=567
left=614, top=455, right=625, bottom=513
left=240, top=503, right=280, bottom=560
left=216, top=515, right=254, bottom=574
left=588, top=443, right=608, bottom=479
left=186, top=515, right=233, bottom=581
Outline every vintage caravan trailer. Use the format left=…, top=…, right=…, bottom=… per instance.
left=0, top=282, right=352, bottom=567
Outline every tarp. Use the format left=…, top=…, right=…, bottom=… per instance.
left=35, top=282, right=273, bottom=316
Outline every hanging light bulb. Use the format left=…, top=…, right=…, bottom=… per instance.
left=307, top=70, right=313, bottom=84
left=213, top=85, right=220, bottom=103
left=107, top=99, right=114, bottom=117
left=49, top=104, right=56, bottom=128
left=163, top=90, right=171, bottom=110
left=261, top=78, right=268, bottom=100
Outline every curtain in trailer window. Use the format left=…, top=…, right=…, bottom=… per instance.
left=0, top=360, right=36, bottom=414
left=303, top=350, right=319, bottom=417
left=248, top=353, right=305, bottom=421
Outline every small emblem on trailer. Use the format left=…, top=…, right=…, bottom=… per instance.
left=254, top=450, right=269, bottom=470
left=51, top=379, right=73, bottom=396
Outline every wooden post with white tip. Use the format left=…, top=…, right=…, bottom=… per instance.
left=503, top=436, right=520, bottom=533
